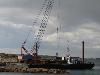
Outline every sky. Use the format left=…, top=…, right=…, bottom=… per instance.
left=0, top=0, right=100, bottom=58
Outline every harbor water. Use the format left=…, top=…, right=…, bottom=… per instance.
left=0, top=66, right=99, bottom=75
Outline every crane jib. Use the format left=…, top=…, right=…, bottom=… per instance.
left=21, top=0, right=55, bottom=56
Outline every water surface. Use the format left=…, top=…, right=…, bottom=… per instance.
left=0, top=66, right=99, bottom=75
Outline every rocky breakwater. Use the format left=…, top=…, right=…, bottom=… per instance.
left=0, top=63, right=66, bottom=74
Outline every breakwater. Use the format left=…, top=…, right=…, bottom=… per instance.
left=0, top=53, right=66, bottom=73
left=0, top=63, right=66, bottom=74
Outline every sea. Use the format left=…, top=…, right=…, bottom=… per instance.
left=0, top=66, right=99, bottom=75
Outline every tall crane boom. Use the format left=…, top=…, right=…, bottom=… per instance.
left=21, top=0, right=55, bottom=56
left=31, top=0, right=54, bottom=55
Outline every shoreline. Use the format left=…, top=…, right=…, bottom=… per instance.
left=0, top=67, right=66, bottom=74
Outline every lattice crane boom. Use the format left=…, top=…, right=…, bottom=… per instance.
left=31, top=0, right=54, bottom=55
left=21, top=0, right=55, bottom=56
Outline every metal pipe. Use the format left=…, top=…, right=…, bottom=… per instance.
left=82, top=41, right=84, bottom=63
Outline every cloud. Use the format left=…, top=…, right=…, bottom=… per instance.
left=58, top=0, right=100, bottom=32
left=0, top=48, right=20, bottom=54
left=0, top=0, right=100, bottom=58
left=41, top=22, right=100, bottom=57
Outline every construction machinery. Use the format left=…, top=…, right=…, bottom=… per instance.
left=18, top=0, right=55, bottom=64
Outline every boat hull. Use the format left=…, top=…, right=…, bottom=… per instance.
left=28, top=63, right=95, bottom=70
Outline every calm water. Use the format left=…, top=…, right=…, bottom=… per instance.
left=0, top=66, right=99, bottom=75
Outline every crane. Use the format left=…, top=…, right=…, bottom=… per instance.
left=20, top=0, right=55, bottom=62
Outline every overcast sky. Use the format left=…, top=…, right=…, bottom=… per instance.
left=0, top=0, right=100, bottom=58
